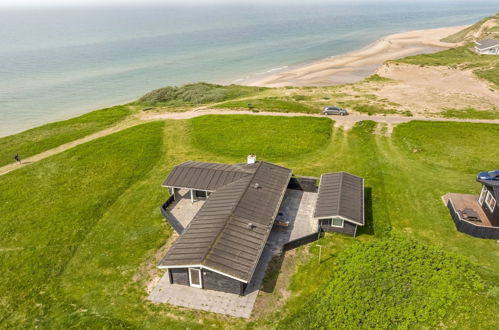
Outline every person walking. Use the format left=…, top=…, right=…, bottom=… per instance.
left=14, top=153, right=21, bottom=164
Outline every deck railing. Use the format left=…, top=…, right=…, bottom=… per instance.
left=447, top=199, right=499, bottom=239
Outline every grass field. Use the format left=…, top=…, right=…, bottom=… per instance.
left=1, top=115, right=498, bottom=329
left=215, top=97, right=316, bottom=113
left=0, top=105, right=131, bottom=167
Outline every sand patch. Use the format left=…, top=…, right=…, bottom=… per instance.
left=373, top=64, right=499, bottom=114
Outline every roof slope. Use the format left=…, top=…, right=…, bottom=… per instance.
left=314, top=172, right=364, bottom=225
left=476, top=39, right=499, bottom=50
left=159, top=161, right=292, bottom=282
left=162, top=161, right=255, bottom=191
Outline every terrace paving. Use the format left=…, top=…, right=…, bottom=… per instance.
left=148, top=188, right=319, bottom=318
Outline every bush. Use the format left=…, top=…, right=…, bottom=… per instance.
left=138, top=82, right=265, bottom=105
left=280, top=235, right=483, bottom=329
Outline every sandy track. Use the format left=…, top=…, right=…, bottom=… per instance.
left=2, top=110, right=499, bottom=177
left=240, top=26, right=465, bottom=87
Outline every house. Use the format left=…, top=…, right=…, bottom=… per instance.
left=314, top=172, right=364, bottom=237
left=474, top=39, right=499, bottom=55
left=443, top=174, right=499, bottom=239
left=156, top=157, right=365, bottom=295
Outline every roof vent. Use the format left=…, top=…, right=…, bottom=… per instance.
left=254, top=183, right=261, bottom=189
left=248, top=223, right=254, bottom=229
left=247, top=154, right=256, bottom=164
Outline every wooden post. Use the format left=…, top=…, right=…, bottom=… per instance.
left=316, top=244, right=322, bottom=264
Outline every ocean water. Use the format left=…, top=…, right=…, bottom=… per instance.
left=0, top=2, right=497, bottom=136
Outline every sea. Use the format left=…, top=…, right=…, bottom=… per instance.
left=0, top=2, right=497, bottom=136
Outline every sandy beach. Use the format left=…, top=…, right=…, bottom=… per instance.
left=241, top=25, right=467, bottom=87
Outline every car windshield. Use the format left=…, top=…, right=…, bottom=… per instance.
left=488, top=170, right=499, bottom=177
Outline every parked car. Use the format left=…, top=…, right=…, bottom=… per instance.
left=477, top=170, right=499, bottom=181
left=322, top=106, right=348, bottom=116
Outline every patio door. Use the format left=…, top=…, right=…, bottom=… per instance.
left=188, top=268, right=202, bottom=288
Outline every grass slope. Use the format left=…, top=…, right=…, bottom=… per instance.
left=440, top=107, right=499, bottom=120
left=441, top=14, right=499, bottom=43
left=0, top=122, right=165, bottom=328
left=216, top=97, right=315, bottom=113
left=0, top=105, right=130, bottom=167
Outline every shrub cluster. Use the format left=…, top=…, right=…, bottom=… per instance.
left=280, top=235, right=483, bottom=329
left=138, top=82, right=264, bottom=105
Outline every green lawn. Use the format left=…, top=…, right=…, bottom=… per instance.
left=1, top=115, right=498, bottom=328
left=216, top=97, right=316, bottom=113
left=0, top=105, right=131, bottom=167
left=188, top=115, right=331, bottom=159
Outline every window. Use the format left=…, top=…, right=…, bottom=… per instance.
left=332, top=217, right=344, bottom=228
left=319, top=217, right=344, bottom=228
left=479, top=186, right=487, bottom=205
left=485, top=192, right=496, bottom=212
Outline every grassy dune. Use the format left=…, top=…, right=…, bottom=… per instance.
left=0, top=105, right=131, bottom=167
left=1, top=115, right=498, bottom=328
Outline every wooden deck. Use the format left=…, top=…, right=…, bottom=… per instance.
left=443, top=193, right=493, bottom=227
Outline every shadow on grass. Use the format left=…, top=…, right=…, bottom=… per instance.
left=261, top=252, right=285, bottom=294
left=358, top=187, right=374, bottom=236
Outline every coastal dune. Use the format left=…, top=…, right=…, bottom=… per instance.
left=242, top=26, right=466, bottom=87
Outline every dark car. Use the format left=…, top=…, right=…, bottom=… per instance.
left=322, top=106, right=348, bottom=116
left=477, top=170, right=499, bottom=181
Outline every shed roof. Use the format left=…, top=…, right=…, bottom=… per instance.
left=314, top=172, right=364, bottom=225
left=159, top=161, right=292, bottom=282
left=475, top=39, right=499, bottom=50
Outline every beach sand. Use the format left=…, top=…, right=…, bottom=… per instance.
left=241, top=25, right=466, bottom=87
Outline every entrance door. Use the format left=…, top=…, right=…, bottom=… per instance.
left=188, top=268, right=202, bottom=288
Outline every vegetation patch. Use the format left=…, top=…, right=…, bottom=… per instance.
left=279, top=235, right=483, bottom=329
left=0, top=105, right=130, bottom=167
left=138, top=82, right=266, bottom=106
left=440, top=107, right=499, bottom=120
left=188, top=115, right=331, bottom=159
left=362, top=74, right=394, bottom=83
left=216, top=97, right=315, bottom=113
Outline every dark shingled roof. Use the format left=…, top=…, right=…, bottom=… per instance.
left=162, top=161, right=255, bottom=191
left=159, top=161, right=292, bottom=282
left=476, top=39, right=499, bottom=50
left=314, top=172, right=364, bottom=225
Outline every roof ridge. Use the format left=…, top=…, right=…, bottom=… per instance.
left=199, top=161, right=264, bottom=266
left=337, top=172, right=344, bottom=216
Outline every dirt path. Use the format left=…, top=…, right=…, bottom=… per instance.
left=1, top=109, right=499, bottom=177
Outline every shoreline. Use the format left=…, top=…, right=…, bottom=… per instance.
left=237, top=25, right=467, bottom=87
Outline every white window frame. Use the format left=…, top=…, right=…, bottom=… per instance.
left=485, top=191, right=496, bottom=212
left=478, top=186, right=487, bottom=205
left=331, top=217, right=344, bottom=228
left=188, top=267, right=202, bottom=288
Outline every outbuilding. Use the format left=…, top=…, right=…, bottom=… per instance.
left=314, top=172, right=365, bottom=236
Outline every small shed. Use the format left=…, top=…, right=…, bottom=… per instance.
left=474, top=39, right=499, bottom=55
left=314, top=172, right=364, bottom=236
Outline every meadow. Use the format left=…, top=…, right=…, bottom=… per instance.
left=1, top=114, right=498, bottom=329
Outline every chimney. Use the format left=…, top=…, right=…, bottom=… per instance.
left=247, top=154, right=256, bottom=164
